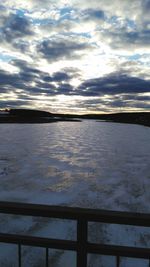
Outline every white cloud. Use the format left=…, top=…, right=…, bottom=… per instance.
left=0, top=0, right=149, bottom=113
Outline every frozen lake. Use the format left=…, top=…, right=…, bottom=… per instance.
left=0, top=121, right=150, bottom=266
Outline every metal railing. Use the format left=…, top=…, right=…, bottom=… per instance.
left=0, top=201, right=150, bottom=267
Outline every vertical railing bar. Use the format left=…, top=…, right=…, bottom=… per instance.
left=116, top=255, right=120, bottom=267
left=77, top=218, right=87, bottom=267
left=18, top=244, right=21, bottom=267
left=46, top=247, right=49, bottom=267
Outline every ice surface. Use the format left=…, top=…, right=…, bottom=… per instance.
left=0, top=121, right=150, bottom=266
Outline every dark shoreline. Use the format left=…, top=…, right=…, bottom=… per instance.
left=0, top=109, right=149, bottom=127
left=51, top=111, right=150, bottom=127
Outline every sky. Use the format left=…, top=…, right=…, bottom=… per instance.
left=0, top=0, right=150, bottom=114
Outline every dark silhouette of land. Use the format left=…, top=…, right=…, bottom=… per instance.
left=0, top=109, right=81, bottom=123
left=0, top=108, right=150, bottom=127
left=0, top=109, right=56, bottom=123
left=52, top=111, right=150, bottom=127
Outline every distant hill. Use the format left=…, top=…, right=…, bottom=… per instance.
left=0, top=109, right=81, bottom=123
left=0, top=108, right=56, bottom=123
left=87, top=112, right=150, bottom=127
left=0, top=108, right=149, bottom=126
left=9, top=108, right=52, bottom=117
left=53, top=112, right=150, bottom=127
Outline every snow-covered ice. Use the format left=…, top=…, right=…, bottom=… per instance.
left=0, top=121, right=150, bottom=266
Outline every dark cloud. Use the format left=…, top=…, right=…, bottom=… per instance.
left=130, top=102, right=150, bottom=109
left=12, top=60, right=43, bottom=77
left=56, top=83, right=73, bottom=94
left=37, top=39, right=91, bottom=61
left=0, top=69, right=20, bottom=87
left=84, top=9, right=105, bottom=20
left=122, top=94, right=150, bottom=101
left=122, top=30, right=150, bottom=47
left=77, top=73, right=150, bottom=96
left=102, top=27, right=150, bottom=50
left=12, top=41, right=29, bottom=52
left=1, top=14, right=33, bottom=42
left=0, top=59, right=74, bottom=98
left=43, top=72, right=70, bottom=82
left=68, top=91, right=150, bottom=112
left=135, top=95, right=150, bottom=101
left=0, top=58, right=149, bottom=111
left=0, top=65, right=41, bottom=91
left=0, top=99, right=30, bottom=109
left=142, top=0, right=150, bottom=11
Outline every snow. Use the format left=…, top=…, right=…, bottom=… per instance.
left=0, top=121, right=150, bottom=266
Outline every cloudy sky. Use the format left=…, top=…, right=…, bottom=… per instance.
left=0, top=0, right=150, bottom=113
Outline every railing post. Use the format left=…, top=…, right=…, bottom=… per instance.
left=77, top=219, right=87, bottom=267
left=46, top=248, right=49, bottom=267
left=116, top=256, right=120, bottom=267
left=18, top=244, right=21, bottom=267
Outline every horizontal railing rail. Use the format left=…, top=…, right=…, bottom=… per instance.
left=0, top=201, right=150, bottom=267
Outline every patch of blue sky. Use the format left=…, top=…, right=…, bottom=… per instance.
left=107, top=15, right=136, bottom=29
left=60, top=7, right=73, bottom=16
left=129, top=53, right=150, bottom=61
left=128, top=54, right=141, bottom=60
left=30, top=18, right=54, bottom=25
left=107, top=15, right=118, bottom=23
left=81, top=32, right=92, bottom=38
left=11, top=8, right=30, bottom=18
left=24, top=7, right=78, bottom=26
left=0, top=54, right=15, bottom=62
left=59, top=7, right=79, bottom=21
left=15, top=9, right=27, bottom=17
left=14, top=9, right=46, bottom=26
left=58, top=31, right=91, bottom=39
left=117, top=54, right=141, bottom=61
left=120, top=54, right=150, bottom=66
left=126, top=19, right=136, bottom=29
